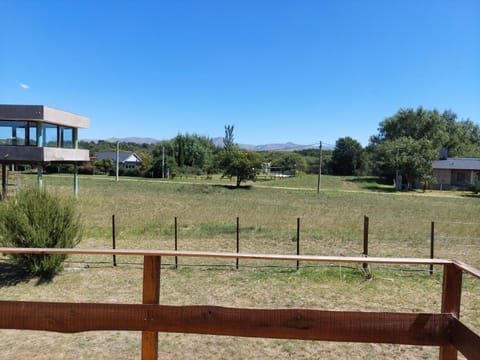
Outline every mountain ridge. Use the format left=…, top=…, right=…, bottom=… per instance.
left=82, top=137, right=318, bottom=151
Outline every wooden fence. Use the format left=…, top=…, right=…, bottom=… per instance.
left=0, top=248, right=479, bottom=359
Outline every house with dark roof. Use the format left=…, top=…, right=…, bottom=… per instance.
left=431, top=158, right=480, bottom=190
left=95, top=151, right=142, bottom=169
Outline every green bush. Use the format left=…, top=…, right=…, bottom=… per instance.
left=470, top=181, right=480, bottom=194
left=0, top=188, right=83, bottom=279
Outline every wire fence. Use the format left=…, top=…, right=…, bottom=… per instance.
left=72, top=214, right=479, bottom=274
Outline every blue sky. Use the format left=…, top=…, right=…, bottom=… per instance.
left=1, top=1, right=479, bottom=147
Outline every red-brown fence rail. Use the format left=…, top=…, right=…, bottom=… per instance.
left=0, top=248, right=479, bottom=360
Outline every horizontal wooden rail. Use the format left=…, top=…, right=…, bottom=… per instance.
left=452, top=260, right=480, bottom=280
left=0, top=301, right=451, bottom=346
left=450, top=317, right=480, bottom=360
left=1, top=248, right=479, bottom=359
left=0, top=247, right=453, bottom=265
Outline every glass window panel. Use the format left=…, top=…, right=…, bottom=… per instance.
left=43, top=124, right=58, bottom=147
left=29, top=122, right=37, bottom=146
left=0, top=122, right=13, bottom=145
left=15, top=126, right=26, bottom=145
left=0, top=120, right=28, bottom=145
left=61, top=127, right=73, bottom=148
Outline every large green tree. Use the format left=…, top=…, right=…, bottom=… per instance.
left=372, top=137, right=438, bottom=189
left=219, top=149, right=263, bottom=187
left=371, top=107, right=448, bottom=149
left=369, top=107, right=479, bottom=188
left=330, top=137, right=367, bottom=176
left=265, top=151, right=307, bottom=174
left=151, top=134, right=217, bottom=176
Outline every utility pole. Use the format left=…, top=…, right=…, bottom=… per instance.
left=395, top=147, right=400, bottom=191
left=317, top=141, right=322, bottom=193
left=116, top=141, right=119, bottom=182
left=162, top=145, right=165, bottom=179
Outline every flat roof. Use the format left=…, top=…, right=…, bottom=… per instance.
left=0, top=104, right=89, bottom=129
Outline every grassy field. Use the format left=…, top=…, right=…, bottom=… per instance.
left=0, top=173, right=479, bottom=359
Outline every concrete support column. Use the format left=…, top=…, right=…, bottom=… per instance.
left=37, top=165, right=43, bottom=191
left=74, top=163, right=78, bottom=199
left=2, top=164, right=7, bottom=199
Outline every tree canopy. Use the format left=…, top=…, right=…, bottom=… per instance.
left=219, top=150, right=263, bottom=187
left=368, top=106, right=480, bottom=188
left=330, top=137, right=367, bottom=176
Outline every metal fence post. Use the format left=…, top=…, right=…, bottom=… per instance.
left=112, top=214, right=117, bottom=267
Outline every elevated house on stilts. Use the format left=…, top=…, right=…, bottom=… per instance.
left=0, top=104, right=89, bottom=199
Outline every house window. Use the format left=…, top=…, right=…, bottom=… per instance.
left=60, top=127, right=73, bottom=148
left=43, top=124, right=58, bottom=147
left=452, top=171, right=467, bottom=186
left=0, top=120, right=28, bottom=145
left=28, top=122, right=37, bottom=146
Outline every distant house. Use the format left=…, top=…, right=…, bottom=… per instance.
left=95, top=151, right=142, bottom=169
left=431, top=158, right=480, bottom=190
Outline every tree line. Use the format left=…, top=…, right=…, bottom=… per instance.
left=75, top=107, right=479, bottom=188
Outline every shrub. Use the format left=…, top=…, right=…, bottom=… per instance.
left=470, top=181, right=480, bottom=194
left=0, top=188, right=83, bottom=279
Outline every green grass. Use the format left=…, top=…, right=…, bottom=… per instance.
left=0, top=173, right=479, bottom=359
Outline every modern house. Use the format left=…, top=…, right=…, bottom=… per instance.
left=0, top=104, right=90, bottom=198
left=95, top=151, right=143, bottom=169
left=431, top=157, right=480, bottom=190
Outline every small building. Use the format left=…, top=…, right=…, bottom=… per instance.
left=431, top=158, right=480, bottom=190
left=95, top=151, right=143, bottom=169
left=0, top=104, right=90, bottom=198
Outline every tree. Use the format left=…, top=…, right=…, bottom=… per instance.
left=265, top=151, right=307, bottom=174
left=371, top=107, right=448, bottom=149
left=444, top=117, right=480, bottom=157
left=330, top=137, right=367, bottom=175
left=151, top=134, right=216, bottom=176
left=219, top=150, right=263, bottom=187
left=371, top=137, right=438, bottom=189
left=368, top=106, right=480, bottom=188
left=223, top=124, right=236, bottom=152
left=94, top=157, right=113, bottom=174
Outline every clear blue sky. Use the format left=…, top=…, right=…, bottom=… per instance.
left=1, top=1, right=479, bottom=147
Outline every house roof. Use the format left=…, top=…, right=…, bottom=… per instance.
left=433, top=158, right=480, bottom=171
left=95, top=152, right=142, bottom=163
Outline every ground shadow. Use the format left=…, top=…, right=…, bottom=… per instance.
left=212, top=184, right=253, bottom=190
left=345, top=177, right=396, bottom=193
left=461, top=193, right=480, bottom=199
left=0, top=261, right=31, bottom=287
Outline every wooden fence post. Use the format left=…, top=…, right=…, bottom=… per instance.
left=236, top=217, right=240, bottom=270
left=362, top=216, right=369, bottom=269
left=430, top=221, right=435, bottom=275
left=112, top=215, right=117, bottom=267
left=142, top=256, right=161, bottom=360
left=174, top=217, right=178, bottom=269
left=296, top=217, right=300, bottom=270
left=439, top=263, right=463, bottom=360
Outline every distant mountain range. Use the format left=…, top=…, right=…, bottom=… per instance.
left=82, top=137, right=317, bottom=152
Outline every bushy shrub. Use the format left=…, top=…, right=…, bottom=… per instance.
left=0, top=188, right=83, bottom=279
left=470, top=181, right=480, bottom=194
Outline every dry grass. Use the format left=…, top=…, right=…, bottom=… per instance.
left=0, top=173, right=479, bottom=359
